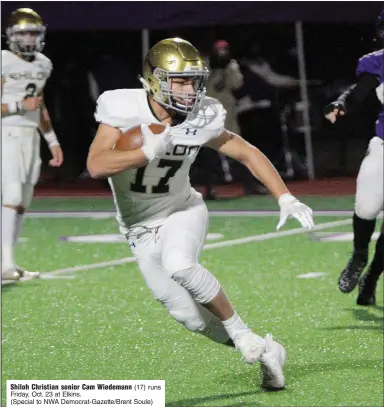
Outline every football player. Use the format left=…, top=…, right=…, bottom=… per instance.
left=1, top=8, right=64, bottom=280
left=87, top=38, right=314, bottom=390
left=325, top=11, right=384, bottom=299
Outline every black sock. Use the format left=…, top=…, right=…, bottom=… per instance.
left=353, top=213, right=376, bottom=253
left=367, top=233, right=384, bottom=279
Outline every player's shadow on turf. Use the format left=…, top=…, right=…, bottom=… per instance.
left=350, top=308, right=384, bottom=323
left=348, top=307, right=383, bottom=332
left=166, top=390, right=263, bottom=407
left=288, top=358, right=382, bottom=380
left=322, top=308, right=384, bottom=333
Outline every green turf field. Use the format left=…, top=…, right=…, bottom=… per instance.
left=2, top=196, right=383, bottom=407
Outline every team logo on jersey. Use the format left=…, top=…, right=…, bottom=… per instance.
left=8, top=71, right=49, bottom=81
left=165, top=144, right=200, bottom=156
left=185, top=128, right=197, bottom=135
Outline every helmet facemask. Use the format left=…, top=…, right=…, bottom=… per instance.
left=151, top=66, right=209, bottom=115
left=6, top=24, right=46, bottom=56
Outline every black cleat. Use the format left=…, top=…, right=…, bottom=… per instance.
left=338, top=250, right=368, bottom=293
left=356, top=269, right=379, bottom=306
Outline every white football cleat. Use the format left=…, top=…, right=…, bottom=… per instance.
left=16, top=266, right=40, bottom=279
left=234, top=331, right=266, bottom=364
left=2, top=269, right=21, bottom=281
left=260, top=333, right=286, bottom=390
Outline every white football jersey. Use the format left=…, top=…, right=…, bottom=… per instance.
left=1, top=50, right=52, bottom=127
left=95, top=89, right=226, bottom=231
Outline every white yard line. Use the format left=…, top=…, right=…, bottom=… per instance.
left=297, top=272, right=327, bottom=279
left=203, top=219, right=351, bottom=249
left=1, top=275, right=75, bottom=286
left=47, top=257, right=137, bottom=276
left=2, top=218, right=351, bottom=287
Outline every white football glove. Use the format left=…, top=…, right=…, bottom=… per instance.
left=376, top=83, right=384, bottom=104
left=277, top=193, right=314, bottom=231
left=140, top=124, right=171, bottom=161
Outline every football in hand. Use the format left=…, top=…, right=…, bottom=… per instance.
left=114, top=123, right=166, bottom=151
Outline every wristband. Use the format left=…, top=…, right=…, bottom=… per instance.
left=7, top=101, right=25, bottom=114
left=7, top=102, right=18, bottom=114
left=43, top=130, right=60, bottom=148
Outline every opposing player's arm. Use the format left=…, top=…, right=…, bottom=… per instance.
left=87, top=123, right=148, bottom=179
left=325, top=73, right=379, bottom=122
left=338, top=74, right=379, bottom=111
left=205, top=130, right=290, bottom=199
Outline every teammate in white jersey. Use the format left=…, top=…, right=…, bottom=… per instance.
left=1, top=8, right=64, bottom=280
left=87, top=38, right=315, bottom=390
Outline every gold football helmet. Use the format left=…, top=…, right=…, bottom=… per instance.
left=6, top=8, right=46, bottom=56
left=140, top=38, right=209, bottom=114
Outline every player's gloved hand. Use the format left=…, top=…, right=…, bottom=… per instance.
left=324, top=101, right=346, bottom=123
left=376, top=83, right=384, bottom=104
left=277, top=193, right=314, bottom=231
left=140, top=124, right=171, bottom=161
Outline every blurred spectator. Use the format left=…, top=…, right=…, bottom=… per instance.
left=201, top=40, right=265, bottom=198
left=236, top=42, right=299, bottom=172
left=207, top=40, right=243, bottom=134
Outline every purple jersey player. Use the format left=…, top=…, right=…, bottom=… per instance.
left=324, top=11, right=384, bottom=306
left=357, top=49, right=384, bottom=140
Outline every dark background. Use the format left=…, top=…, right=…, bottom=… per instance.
left=2, top=1, right=383, bottom=186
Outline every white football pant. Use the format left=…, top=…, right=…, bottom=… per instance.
left=127, top=192, right=229, bottom=343
left=2, top=126, right=41, bottom=208
left=355, top=136, right=384, bottom=220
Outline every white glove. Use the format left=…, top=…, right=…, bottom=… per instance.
left=140, top=124, right=171, bottom=161
left=277, top=193, right=314, bottom=231
left=376, top=83, right=384, bottom=104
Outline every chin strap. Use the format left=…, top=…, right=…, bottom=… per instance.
left=138, top=75, right=151, bottom=93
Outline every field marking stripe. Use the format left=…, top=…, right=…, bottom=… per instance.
left=47, top=257, right=137, bottom=276
left=25, top=210, right=384, bottom=218
left=2, top=218, right=352, bottom=286
left=203, top=219, right=351, bottom=249
left=45, top=218, right=351, bottom=276
left=1, top=275, right=75, bottom=286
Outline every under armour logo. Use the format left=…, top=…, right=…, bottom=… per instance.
left=186, top=128, right=197, bottom=135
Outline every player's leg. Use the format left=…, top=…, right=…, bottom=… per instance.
left=339, top=137, right=384, bottom=293
left=128, top=227, right=231, bottom=346
left=12, top=130, right=41, bottom=279
left=357, top=221, right=384, bottom=306
left=161, top=192, right=286, bottom=389
left=1, top=126, right=24, bottom=280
